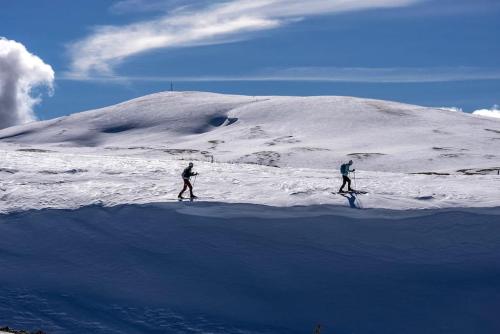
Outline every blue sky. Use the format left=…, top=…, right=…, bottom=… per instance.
left=1, top=0, right=500, bottom=119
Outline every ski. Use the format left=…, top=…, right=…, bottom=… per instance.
left=333, top=190, right=368, bottom=195
left=177, top=197, right=198, bottom=201
left=176, top=196, right=216, bottom=201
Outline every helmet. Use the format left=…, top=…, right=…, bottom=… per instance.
left=348, top=160, right=353, bottom=164
left=188, top=162, right=194, bottom=167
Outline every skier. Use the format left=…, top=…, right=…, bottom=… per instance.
left=339, top=160, right=355, bottom=193
left=178, top=162, right=198, bottom=199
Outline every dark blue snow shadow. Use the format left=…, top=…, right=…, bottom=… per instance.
left=0, top=202, right=500, bottom=334
left=102, top=125, right=135, bottom=133
left=340, top=192, right=359, bottom=208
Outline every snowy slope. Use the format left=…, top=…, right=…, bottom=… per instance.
left=0, top=91, right=498, bottom=213
left=1, top=204, right=499, bottom=334
left=1, top=92, right=499, bottom=334
left=0, top=91, right=499, bottom=173
left=0, top=147, right=499, bottom=213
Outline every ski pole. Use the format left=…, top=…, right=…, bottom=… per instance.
left=192, top=174, right=197, bottom=187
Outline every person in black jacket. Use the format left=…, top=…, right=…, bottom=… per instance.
left=339, top=160, right=355, bottom=193
left=178, top=162, right=198, bottom=199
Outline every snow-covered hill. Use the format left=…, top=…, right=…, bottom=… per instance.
left=0, top=91, right=498, bottom=213
left=1, top=92, right=499, bottom=334
left=1, top=91, right=499, bottom=173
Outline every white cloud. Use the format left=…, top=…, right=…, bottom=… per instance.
left=61, top=66, right=500, bottom=83
left=0, top=37, right=54, bottom=129
left=69, top=0, right=420, bottom=78
left=473, top=105, right=500, bottom=119
left=438, top=107, right=463, bottom=112
left=246, top=66, right=500, bottom=83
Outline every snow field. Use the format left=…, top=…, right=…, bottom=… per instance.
left=1, top=203, right=499, bottom=334
left=0, top=145, right=498, bottom=213
left=0, top=91, right=499, bottom=173
left=0, top=92, right=499, bottom=334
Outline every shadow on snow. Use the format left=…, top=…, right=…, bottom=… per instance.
left=0, top=202, right=499, bottom=334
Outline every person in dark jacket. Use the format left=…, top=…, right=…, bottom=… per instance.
left=178, top=162, right=198, bottom=199
left=338, top=160, right=355, bottom=193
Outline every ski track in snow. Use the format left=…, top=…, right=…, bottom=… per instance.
left=0, top=145, right=498, bottom=213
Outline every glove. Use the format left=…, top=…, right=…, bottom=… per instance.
left=352, top=169, right=356, bottom=172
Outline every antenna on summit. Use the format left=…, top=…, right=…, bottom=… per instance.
left=170, top=81, right=174, bottom=92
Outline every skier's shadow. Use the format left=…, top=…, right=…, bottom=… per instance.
left=340, top=193, right=359, bottom=209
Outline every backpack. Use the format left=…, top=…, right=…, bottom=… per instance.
left=182, top=167, right=191, bottom=178
left=340, top=163, right=348, bottom=175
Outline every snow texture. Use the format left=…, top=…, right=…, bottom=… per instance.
left=1, top=203, right=499, bottom=334
left=0, top=91, right=498, bottom=212
left=0, top=91, right=498, bottom=173
left=0, top=92, right=499, bottom=334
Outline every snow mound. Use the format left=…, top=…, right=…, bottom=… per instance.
left=1, top=203, right=499, bottom=334
left=0, top=91, right=499, bottom=173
